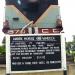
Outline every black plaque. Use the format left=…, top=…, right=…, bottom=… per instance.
left=10, top=35, right=61, bottom=71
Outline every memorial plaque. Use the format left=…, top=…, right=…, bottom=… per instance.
left=10, top=35, right=61, bottom=71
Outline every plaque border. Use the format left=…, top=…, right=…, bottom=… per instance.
left=6, top=33, right=66, bottom=74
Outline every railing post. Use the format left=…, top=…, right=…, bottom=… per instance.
left=64, top=70, right=67, bottom=75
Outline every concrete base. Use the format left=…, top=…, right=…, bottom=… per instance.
left=1, top=64, right=75, bottom=75
left=0, top=67, right=6, bottom=75
left=11, top=71, right=63, bottom=75
left=68, top=64, right=75, bottom=75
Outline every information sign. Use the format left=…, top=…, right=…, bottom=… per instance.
left=6, top=34, right=66, bottom=73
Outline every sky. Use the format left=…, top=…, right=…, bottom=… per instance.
left=0, top=0, right=75, bottom=45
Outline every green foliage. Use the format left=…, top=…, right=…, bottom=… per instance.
left=66, top=40, right=75, bottom=62
left=0, top=45, right=5, bottom=55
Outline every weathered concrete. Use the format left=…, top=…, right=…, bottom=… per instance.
left=67, top=64, right=75, bottom=75
left=11, top=71, right=63, bottom=75
left=0, top=68, right=6, bottom=75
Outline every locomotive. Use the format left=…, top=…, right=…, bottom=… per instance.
left=3, top=0, right=63, bottom=34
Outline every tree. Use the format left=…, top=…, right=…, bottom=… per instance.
left=0, top=45, right=5, bottom=55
